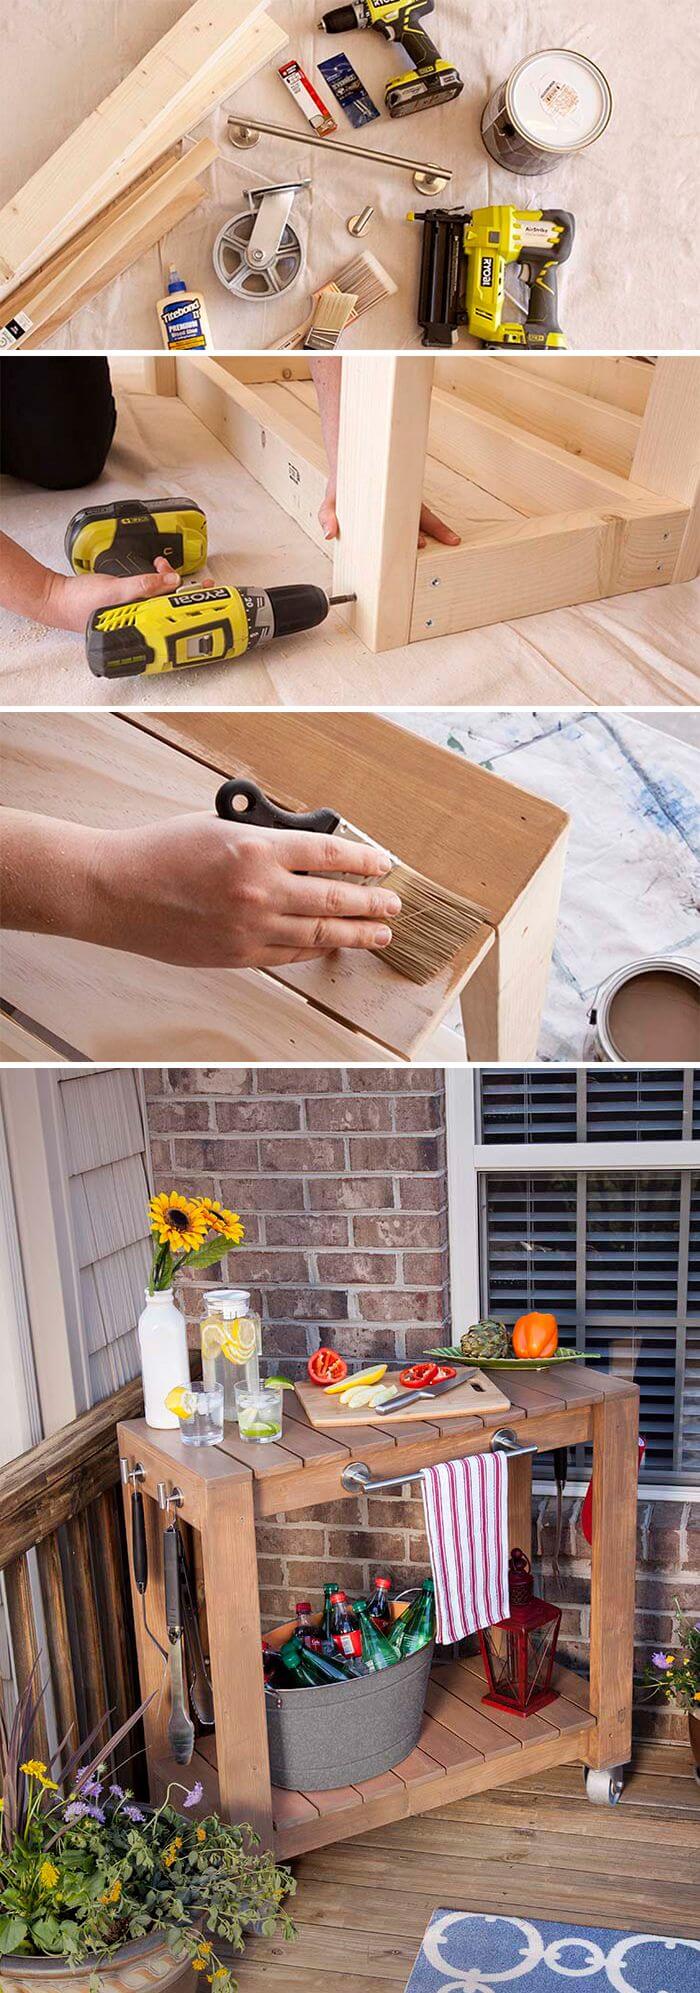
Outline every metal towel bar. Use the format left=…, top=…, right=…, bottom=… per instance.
left=340, top=1427, right=538, bottom=1495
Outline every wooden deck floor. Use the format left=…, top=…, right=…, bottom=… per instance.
left=220, top=1742, right=700, bottom=1991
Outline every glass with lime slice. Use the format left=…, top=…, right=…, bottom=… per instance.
left=235, top=1382, right=284, bottom=1445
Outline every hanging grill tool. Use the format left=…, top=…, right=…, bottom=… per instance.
left=215, top=777, right=493, bottom=987
left=213, top=182, right=308, bottom=300
left=121, top=1459, right=167, bottom=1663
left=412, top=203, right=575, bottom=347
left=163, top=1514, right=196, bottom=1767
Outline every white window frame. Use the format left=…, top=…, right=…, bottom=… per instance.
left=445, top=1069, right=700, bottom=1502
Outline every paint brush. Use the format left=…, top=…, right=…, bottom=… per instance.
left=304, top=288, right=358, bottom=351
left=215, top=778, right=492, bottom=987
left=280, top=249, right=398, bottom=349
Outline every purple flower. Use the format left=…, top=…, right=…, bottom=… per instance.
left=183, top=1781, right=203, bottom=1809
left=651, top=1652, right=668, bottom=1669
left=109, top=1784, right=125, bottom=1800
left=77, top=1777, right=103, bottom=1801
left=64, top=1801, right=90, bottom=1822
left=124, top=1804, right=145, bottom=1824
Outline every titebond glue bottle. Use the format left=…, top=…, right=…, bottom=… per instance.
left=157, top=265, right=211, bottom=349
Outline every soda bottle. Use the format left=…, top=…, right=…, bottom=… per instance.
left=391, top=1579, right=436, bottom=1658
left=328, top=1590, right=362, bottom=1659
left=352, top=1600, right=397, bottom=1672
left=295, top=1601, right=323, bottom=1653
left=262, top=1643, right=284, bottom=1688
left=367, top=1573, right=393, bottom=1636
left=279, top=1633, right=351, bottom=1687
left=321, top=1581, right=340, bottom=1645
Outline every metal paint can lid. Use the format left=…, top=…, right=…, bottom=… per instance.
left=588, top=957, right=700, bottom=1063
left=507, top=49, right=613, bottom=153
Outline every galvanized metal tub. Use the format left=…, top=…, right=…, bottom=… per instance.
left=265, top=1611, right=433, bottom=1790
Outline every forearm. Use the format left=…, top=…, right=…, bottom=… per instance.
left=309, top=356, right=342, bottom=489
left=0, top=810, right=104, bottom=942
left=0, top=533, right=56, bottom=625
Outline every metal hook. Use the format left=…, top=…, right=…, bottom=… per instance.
left=157, top=1482, right=184, bottom=1514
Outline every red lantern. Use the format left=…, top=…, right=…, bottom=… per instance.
left=478, top=1549, right=562, bottom=1716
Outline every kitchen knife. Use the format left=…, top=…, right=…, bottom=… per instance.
left=375, top=1372, right=472, bottom=1415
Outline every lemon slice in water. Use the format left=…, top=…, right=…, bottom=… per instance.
left=164, top=1386, right=196, bottom=1419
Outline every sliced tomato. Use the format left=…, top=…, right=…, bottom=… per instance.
left=399, top=1362, right=438, bottom=1389
left=308, top=1346, right=348, bottom=1386
left=431, top=1364, right=457, bottom=1383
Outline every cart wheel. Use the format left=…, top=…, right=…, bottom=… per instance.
left=584, top=1767, right=624, bottom=1806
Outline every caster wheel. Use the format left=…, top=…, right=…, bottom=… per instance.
left=585, top=1767, right=623, bottom=1806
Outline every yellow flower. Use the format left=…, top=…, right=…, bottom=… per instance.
left=198, top=1941, right=212, bottom=1955
left=196, top=1198, right=244, bottom=1244
left=665, top=1655, right=675, bottom=1666
left=21, top=1760, right=48, bottom=1779
left=39, top=1861, right=59, bottom=1890
left=149, top=1192, right=209, bottom=1255
left=196, top=1826, right=207, bottom=1843
left=694, top=1690, right=700, bottom=1702
left=192, top=1963, right=207, bottom=1974
left=109, top=1880, right=122, bottom=1903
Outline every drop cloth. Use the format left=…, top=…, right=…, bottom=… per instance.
left=2, top=0, right=698, bottom=351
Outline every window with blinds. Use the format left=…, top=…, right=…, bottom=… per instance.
left=478, top=1071, right=699, bottom=1485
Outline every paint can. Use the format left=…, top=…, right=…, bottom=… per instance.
left=481, top=49, right=613, bottom=176
left=586, top=958, right=700, bottom=1063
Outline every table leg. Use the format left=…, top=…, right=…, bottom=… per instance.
left=121, top=1484, right=169, bottom=1787
left=508, top=1455, right=533, bottom=1561
left=201, top=1479, right=274, bottom=1848
left=586, top=1388, right=639, bottom=1770
left=460, top=833, right=568, bottom=1060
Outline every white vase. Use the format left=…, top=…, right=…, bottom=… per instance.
left=137, top=1286, right=191, bottom=1429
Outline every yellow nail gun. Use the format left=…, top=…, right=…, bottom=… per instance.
left=319, top=0, right=463, bottom=117
left=413, top=204, right=575, bottom=347
left=85, top=583, right=354, bottom=679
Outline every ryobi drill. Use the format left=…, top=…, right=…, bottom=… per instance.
left=319, top=1, right=463, bottom=117
left=414, top=204, right=576, bottom=347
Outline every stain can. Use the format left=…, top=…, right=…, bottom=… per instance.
left=481, top=49, right=613, bottom=176
left=586, top=958, right=700, bottom=1063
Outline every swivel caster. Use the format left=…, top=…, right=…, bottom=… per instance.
left=584, top=1766, right=624, bottom=1806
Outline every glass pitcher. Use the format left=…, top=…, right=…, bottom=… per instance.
left=200, top=1286, right=261, bottom=1420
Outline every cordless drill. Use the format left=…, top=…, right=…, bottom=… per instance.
left=319, top=1, right=463, bottom=118
left=85, top=583, right=354, bottom=678
left=413, top=205, right=576, bottom=346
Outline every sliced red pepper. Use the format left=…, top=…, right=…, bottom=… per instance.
left=308, top=1346, right=348, bottom=1386
left=399, top=1361, right=439, bottom=1389
left=431, top=1364, right=457, bottom=1383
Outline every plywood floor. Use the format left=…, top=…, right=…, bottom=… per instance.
left=2, top=388, right=698, bottom=708
left=201, top=1743, right=700, bottom=1991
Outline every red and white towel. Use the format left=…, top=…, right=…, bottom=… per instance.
left=421, top=1453, right=510, bottom=1643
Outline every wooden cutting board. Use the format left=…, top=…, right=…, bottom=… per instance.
left=295, top=1368, right=511, bottom=1429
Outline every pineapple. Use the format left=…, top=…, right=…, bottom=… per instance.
left=460, top=1318, right=510, bottom=1361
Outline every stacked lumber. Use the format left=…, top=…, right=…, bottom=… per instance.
left=0, top=0, right=287, bottom=346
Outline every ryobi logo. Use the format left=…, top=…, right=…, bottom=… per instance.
left=481, top=255, right=494, bottom=286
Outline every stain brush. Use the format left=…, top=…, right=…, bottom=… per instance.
left=304, top=288, right=358, bottom=351
left=215, top=777, right=492, bottom=987
left=280, top=249, right=398, bottom=349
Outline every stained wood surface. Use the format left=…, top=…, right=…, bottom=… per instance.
left=0, top=1, right=284, bottom=294
left=295, top=1368, right=510, bottom=1429
left=0, top=1377, right=143, bottom=1566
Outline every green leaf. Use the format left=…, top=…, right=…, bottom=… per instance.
left=30, top=1914, right=62, bottom=1951
left=186, top=1235, right=241, bottom=1272
left=0, top=1915, right=28, bottom=1953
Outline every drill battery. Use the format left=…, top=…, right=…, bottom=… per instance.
left=65, top=497, right=208, bottom=579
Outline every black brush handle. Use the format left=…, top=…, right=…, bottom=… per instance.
left=131, top=1488, right=148, bottom=1596
left=215, top=777, right=340, bottom=836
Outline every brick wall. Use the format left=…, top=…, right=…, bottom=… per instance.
left=144, top=1067, right=699, bottom=1744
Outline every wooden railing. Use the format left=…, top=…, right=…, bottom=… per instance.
left=0, top=1380, right=145, bottom=1790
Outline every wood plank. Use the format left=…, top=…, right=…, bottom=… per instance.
left=25, top=186, right=205, bottom=349
left=3, top=1554, right=51, bottom=1761
left=630, top=356, right=700, bottom=582
left=424, top=1679, right=516, bottom=1758
left=460, top=832, right=568, bottom=1061
left=587, top=1386, right=639, bottom=1770
left=411, top=504, right=687, bottom=642
left=433, top=1655, right=555, bottom=1743
left=0, top=2, right=283, bottom=295
left=435, top=356, right=642, bottom=477
left=88, top=1489, right=143, bottom=1789
left=427, top=388, right=667, bottom=521
left=0, top=1379, right=143, bottom=1566
left=36, top=1532, right=79, bottom=1751
left=61, top=1509, right=106, bottom=1739
left=495, top=355, right=654, bottom=417
left=175, top=357, right=329, bottom=550
left=333, top=356, right=433, bottom=651
left=202, top=1477, right=274, bottom=1846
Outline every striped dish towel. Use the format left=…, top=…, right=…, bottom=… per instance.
left=421, top=1453, right=510, bottom=1643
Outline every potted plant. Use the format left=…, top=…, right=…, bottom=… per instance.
left=0, top=1678, right=295, bottom=1991
left=644, top=1602, right=700, bottom=1782
left=139, top=1192, right=245, bottom=1429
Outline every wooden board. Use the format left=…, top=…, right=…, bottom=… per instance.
left=295, top=1369, right=511, bottom=1429
left=0, top=1, right=286, bottom=297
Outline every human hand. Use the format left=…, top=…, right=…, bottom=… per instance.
left=316, top=488, right=460, bottom=549
left=43, top=557, right=181, bottom=632
left=88, top=814, right=401, bottom=968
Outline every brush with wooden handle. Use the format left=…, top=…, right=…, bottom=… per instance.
left=280, top=248, right=397, bottom=349
left=304, top=288, right=358, bottom=351
left=215, top=777, right=492, bottom=987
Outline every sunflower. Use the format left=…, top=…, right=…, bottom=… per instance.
left=197, top=1197, right=244, bottom=1244
left=149, top=1192, right=209, bottom=1254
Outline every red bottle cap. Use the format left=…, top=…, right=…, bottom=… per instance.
left=295, top=1601, right=311, bottom=1613
left=374, top=1575, right=391, bottom=1589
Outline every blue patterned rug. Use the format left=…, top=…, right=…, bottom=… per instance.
left=405, top=1913, right=700, bottom=1991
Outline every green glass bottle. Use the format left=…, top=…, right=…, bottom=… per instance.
left=321, top=1580, right=340, bottom=1645
left=352, top=1600, right=398, bottom=1672
left=391, top=1580, right=436, bottom=1658
left=279, top=1633, right=350, bottom=1687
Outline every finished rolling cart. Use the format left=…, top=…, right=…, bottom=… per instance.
left=118, top=1364, right=638, bottom=1859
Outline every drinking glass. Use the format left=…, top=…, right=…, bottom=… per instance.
left=235, top=1382, right=283, bottom=1444
left=179, top=1385, right=224, bottom=1447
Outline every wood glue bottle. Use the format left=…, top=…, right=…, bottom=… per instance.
left=157, top=265, right=211, bottom=349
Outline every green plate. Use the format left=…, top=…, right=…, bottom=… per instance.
left=424, top=1347, right=598, bottom=1372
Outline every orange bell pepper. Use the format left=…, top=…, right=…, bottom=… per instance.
left=512, top=1311, right=559, bottom=1360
